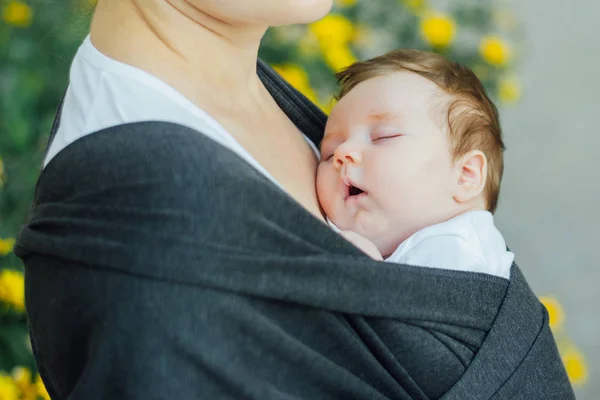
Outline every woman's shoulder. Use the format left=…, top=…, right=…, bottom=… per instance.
left=45, top=36, right=238, bottom=168
left=44, top=76, right=236, bottom=166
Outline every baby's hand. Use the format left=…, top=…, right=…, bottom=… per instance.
left=339, top=231, right=383, bottom=261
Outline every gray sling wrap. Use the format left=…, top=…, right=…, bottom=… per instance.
left=14, top=61, right=574, bottom=399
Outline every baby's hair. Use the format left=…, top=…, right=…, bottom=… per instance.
left=336, top=49, right=505, bottom=213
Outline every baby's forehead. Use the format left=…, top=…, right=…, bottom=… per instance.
left=332, top=74, right=450, bottom=124
left=362, top=71, right=442, bottom=96
left=344, top=72, right=448, bottom=113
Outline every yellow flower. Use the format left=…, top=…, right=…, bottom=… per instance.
left=12, top=367, right=31, bottom=389
left=337, top=0, right=356, bottom=6
left=0, top=373, right=19, bottom=400
left=2, top=0, right=33, bottom=28
left=539, top=296, right=564, bottom=330
left=310, top=14, right=355, bottom=48
left=0, top=269, right=25, bottom=312
left=0, top=238, right=15, bottom=256
left=498, top=77, right=521, bottom=104
left=309, top=15, right=357, bottom=73
left=12, top=367, right=38, bottom=400
left=562, top=347, right=588, bottom=386
left=273, top=64, right=319, bottom=104
left=480, top=35, right=511, bottom=67
left=322, top=45, right=357, bottom=72
left=420, top=12, right=456, bottom=48
left=34, top=374, right=51, bottom=400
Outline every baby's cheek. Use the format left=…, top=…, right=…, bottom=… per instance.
left=315, top=165, right=336, bottom=208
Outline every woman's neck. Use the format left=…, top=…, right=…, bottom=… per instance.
left=90, top=0, right=268, bottom=109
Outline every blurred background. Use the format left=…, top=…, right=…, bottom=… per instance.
left=0, top=0, right=595, bottom=398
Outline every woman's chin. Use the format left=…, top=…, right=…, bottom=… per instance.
left=276, top=0, right=335, bottom=25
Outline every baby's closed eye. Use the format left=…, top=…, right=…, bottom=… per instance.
left=371, top=133, right=404, bottom=142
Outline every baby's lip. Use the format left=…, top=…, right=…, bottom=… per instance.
left=341, top=176, right=366, bottom=200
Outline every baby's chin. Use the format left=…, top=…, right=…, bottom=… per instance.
left=332, top=213, right=386, bottom=242
left=334, top=215, right=412, bottom=257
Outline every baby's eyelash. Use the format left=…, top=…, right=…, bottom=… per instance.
left=372, top=134, right=403, bottom=142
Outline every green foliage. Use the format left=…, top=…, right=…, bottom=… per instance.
left=1, top=0, right=91, bottom=235
left=1, top=0, right=91, bottom=396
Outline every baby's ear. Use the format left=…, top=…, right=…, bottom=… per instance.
left=453, top=150, right=487, bottom=204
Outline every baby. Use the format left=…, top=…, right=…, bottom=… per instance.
left=316, top=49, right=514, bottom=278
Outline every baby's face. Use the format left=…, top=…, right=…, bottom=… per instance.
left=317, top=71, right=459, bottom=256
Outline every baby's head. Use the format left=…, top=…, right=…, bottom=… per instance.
left=316, top=49, right=505, bottom=257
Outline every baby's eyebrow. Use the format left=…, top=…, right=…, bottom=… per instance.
left=368, top=111, right=402, bottom=122
left=369, top=112, right=391, bottom=121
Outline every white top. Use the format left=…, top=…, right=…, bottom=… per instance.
left=43, top=35, right=319, bottom=190
left=330, top=211, right=514, bottom=279
left=387, top=210, right=514, bottom=279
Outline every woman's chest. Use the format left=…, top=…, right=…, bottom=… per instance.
left=226, top=119, right=324, bottom=220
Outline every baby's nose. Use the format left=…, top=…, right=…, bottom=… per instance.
left=333, top=146, right=362, bottom=169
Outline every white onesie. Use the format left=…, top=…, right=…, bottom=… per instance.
left=330, top=210, right=514, bottom=279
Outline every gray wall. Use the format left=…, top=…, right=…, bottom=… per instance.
left=496, top=1, right=599, bottom=397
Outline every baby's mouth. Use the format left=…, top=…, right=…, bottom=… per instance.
left=342, top=177, right=367, bottom=201
left=349, top=185, right=364, bottom=197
